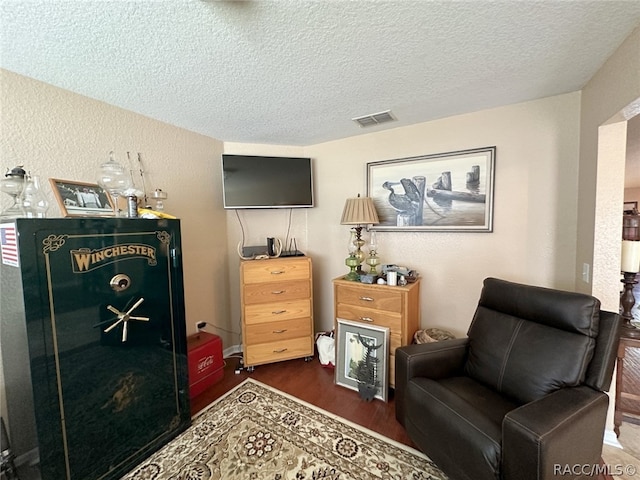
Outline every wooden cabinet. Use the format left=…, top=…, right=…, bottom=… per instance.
left=333, top=277, right=421, bottom=387
left=240, top=257, right=314, bottom=369
left=614, top=334, right=640, bottom=437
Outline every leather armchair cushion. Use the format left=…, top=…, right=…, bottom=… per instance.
left=476, top=278, right=600, bottom=335
left=405, top=376, right=518, bottom=480
left=465, top=308, right=596, bottom=404
left=463, top=278, right=600, bottom=404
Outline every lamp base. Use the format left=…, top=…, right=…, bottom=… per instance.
left=620, top=272, right=640, bottom=338
left=345, top=255, right=360, bottom=281
left=345, top=270, right=360, bottom=281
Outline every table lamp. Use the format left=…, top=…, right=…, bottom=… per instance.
left=621, top=212, right=640, bottom=337
left=341, top=194, right=379, bottom=278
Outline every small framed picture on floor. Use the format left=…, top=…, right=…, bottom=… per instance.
left=335, top=319, right=389, bottom=402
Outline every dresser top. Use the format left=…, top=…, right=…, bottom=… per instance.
left=333, top=275, right=420, bottom=291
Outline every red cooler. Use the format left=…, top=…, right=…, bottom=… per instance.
left=187, top=332, right=224, bottom=398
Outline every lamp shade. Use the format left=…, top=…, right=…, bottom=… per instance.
left=621, top=240, right=640, bottom=273
left=341, top=195, right=379, bottom=225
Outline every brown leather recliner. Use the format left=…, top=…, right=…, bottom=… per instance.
left=395, top=277, right=622, bottom=480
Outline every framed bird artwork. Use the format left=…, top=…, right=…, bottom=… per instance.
left=367, top=146, right=495, bottom=232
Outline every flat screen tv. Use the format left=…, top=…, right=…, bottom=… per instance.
left=221, top=154, right=314, bottom=209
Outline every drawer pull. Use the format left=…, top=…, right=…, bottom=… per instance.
left=273, top=329, right=287, bottom=334
left=359, top=296, right=374, bottom=302
left=271, top=290, right=285, bottom=294
left=270, top=270, right=284, bottom=275
left=272, top=309, right=287, bottom=315
left=273, top=348, right=288, bottom=353
left=359, top=316, right=374, bottom=323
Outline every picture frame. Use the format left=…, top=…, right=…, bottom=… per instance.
left=624, top=201, right=638, bottom=215
left=335, top=318, right=389, bottom=402
left=367, top=146, right=496, bottom=232
left=49, top=179, right=115, bottom=217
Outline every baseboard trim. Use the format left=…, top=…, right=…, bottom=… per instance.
left=603, top=429, right=622, bottom=448
left=223, top=344, right=242, bottom=358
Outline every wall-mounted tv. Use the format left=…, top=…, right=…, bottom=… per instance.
left=221, top=154, right=314, bottom=209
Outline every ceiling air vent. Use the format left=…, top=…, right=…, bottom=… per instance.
left=352, top=110, right=397, bottom=128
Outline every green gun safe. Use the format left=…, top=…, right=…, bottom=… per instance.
left=0, top=218, right=190, bottom=479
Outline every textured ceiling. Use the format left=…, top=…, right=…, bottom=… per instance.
left=1, top=0, right=640, bottom=148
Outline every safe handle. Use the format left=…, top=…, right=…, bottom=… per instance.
left=103, top=297, right=149, bottom=343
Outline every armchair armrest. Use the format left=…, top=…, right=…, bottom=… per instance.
left=502, top=386, right=609, bottom=480
left=395, top=338, right=469, bottom=426
left=396, top=338, right=469, bottom=380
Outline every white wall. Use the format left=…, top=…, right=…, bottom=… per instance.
left=626, top=188, right=640, bottom=206
left=225, top=92, right=582, bottom=338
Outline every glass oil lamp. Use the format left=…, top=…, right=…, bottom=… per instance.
left=345, top=255, right=360, bottom=281
left=365, top=230, right=380, bottom=275
left=0, top=166, right=27, bottom=218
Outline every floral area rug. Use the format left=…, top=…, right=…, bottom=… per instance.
left=121, top=378, right=446, bottom=479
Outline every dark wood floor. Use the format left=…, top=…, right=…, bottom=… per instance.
left=190, top=354, right=415, bottom=448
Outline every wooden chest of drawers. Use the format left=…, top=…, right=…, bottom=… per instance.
left=240, top=257, right=314, bottom=369
left=333, top=276, right=421, bottom=386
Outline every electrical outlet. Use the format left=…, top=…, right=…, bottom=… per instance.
left=195, top=321, right=206, bottom=330
left=582, top=263, right=590, bottom=283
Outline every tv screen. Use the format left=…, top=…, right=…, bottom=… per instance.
left=222, top=154, right=314, bottom=209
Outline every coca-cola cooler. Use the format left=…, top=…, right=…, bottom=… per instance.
left=0, top=218, right=191, bottom=480
left=187, top=332, right=224, bottom=398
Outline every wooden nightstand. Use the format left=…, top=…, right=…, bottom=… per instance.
left=333, top=276, right=421, bottom=386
